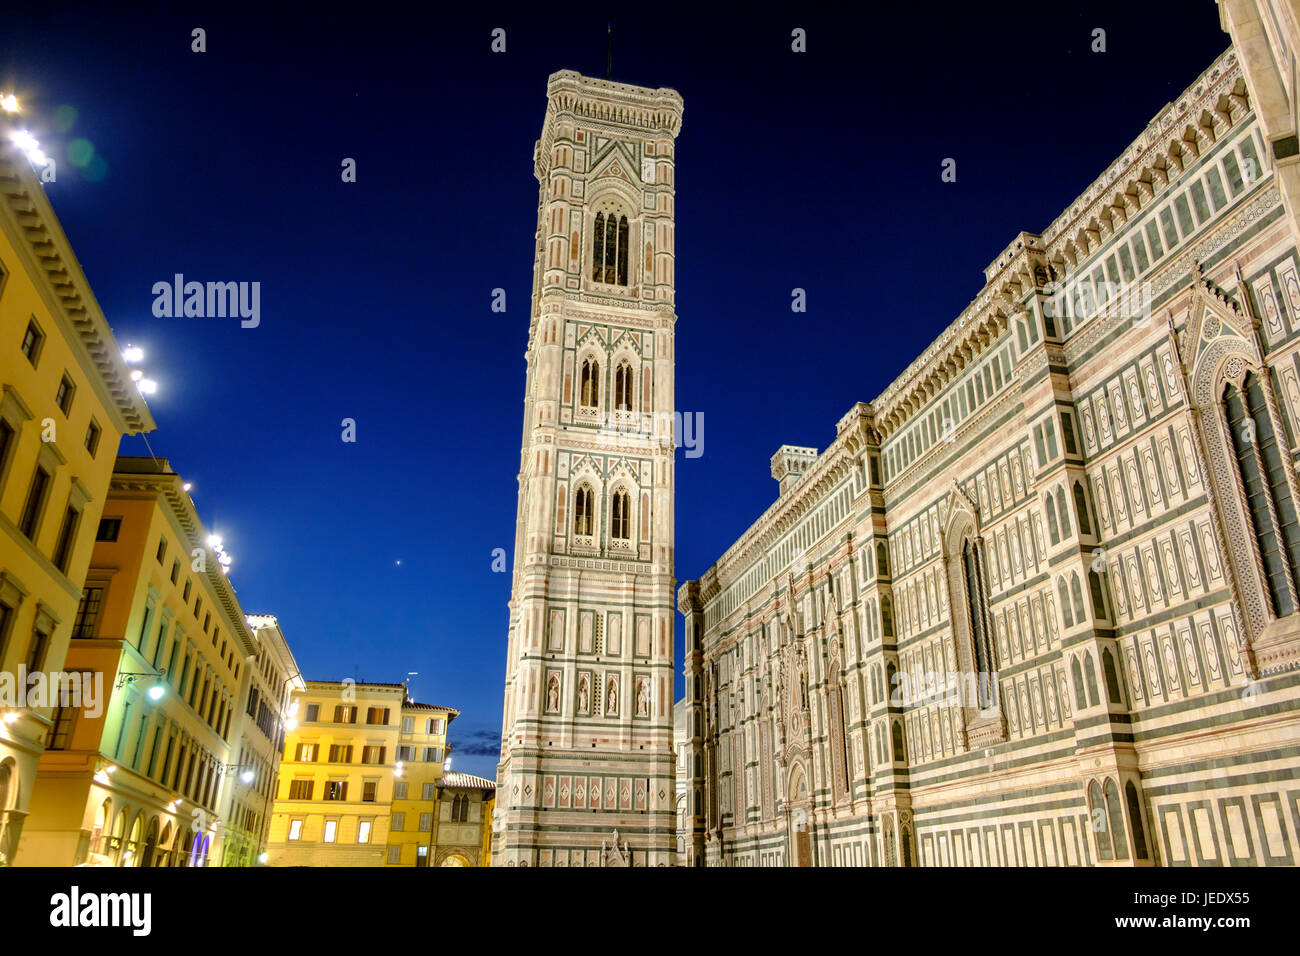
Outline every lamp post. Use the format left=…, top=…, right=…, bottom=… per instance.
left=115, top=670, right=167, bottom=701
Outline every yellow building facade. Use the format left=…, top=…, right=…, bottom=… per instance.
left=390, top=701, right=454, bottom=867
left=14, top=457, right=282, bottom=866
left=222, top=614, right=302, bottom=866
left=267, top=681, right=457, bottom=867
left=0, top=122, right=155, bottom=865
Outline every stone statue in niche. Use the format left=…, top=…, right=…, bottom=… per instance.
left=636, top=677, right=650, bottom=716
left=547, top=675, right=560, bottom=713
left=607, top=677, right=618, bottom=715
left=578, top=676, right=589, bottom=714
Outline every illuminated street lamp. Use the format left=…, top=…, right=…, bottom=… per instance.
left=116, top=670, right=166, bottom=701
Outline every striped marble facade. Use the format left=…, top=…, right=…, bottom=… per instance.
left=677, top=44, right=1300, bottom=867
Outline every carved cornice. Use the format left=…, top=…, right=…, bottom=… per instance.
left=546, top=70, right=684, bottom=138
left=865, top=48, right=1248, bottom=442
left=0, top=137, right=156, bottom=436
left=108, top=462, right=255, bottom=654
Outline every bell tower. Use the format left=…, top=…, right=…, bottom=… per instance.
left=495, top=70, right=684, bottom=866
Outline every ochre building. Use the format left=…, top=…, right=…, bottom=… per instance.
left=678, top=9, right=1300, bottom=867
left=15, top=457, right=296, bottom=866
left=0, top=114, right=155, bottom=864
left=267, top=680, right=456, bottom=867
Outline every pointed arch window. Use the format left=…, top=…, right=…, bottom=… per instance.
left=592, top=211, right=629, bottom=285
left=580, top=358, right=600, bottom=409
left=961, top=538, right=995, bottom=702
left=1073, top=481, right=1092, bottom=535
left=1104, top=779, right=1129, bottom=859
left=611, top=488, right=631, bottom=541
left=1056, top=487, right=1072, bottom=537
left=574, top=485, right=594, bottom=537
left=614, top=361, right=634, bottom=410
left=1088, top=781, right=1112, bottom=861
left=1224, top=372, right=1300, bottom=618
left=1125, top=782, right=1149, bottom=860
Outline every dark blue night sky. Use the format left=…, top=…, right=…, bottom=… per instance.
left=1, top=2, right=1231, bottom=778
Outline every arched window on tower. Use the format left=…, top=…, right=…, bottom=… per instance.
left=580, top=358, right=600, bottom=409
left=1073, top=481, right=1092, bottom=535
left=574, top=485, right=594, bottom=537
left=961, top=538, right=994, bottom=704
left=592, top=213, right=605, bottom=281
left=593, top=211, right=629, bottom=285
left=614, top=361, right=633, bottom=410
left=611, top=489, right=631, bottom=542
left=1224, top=372, right=1300, bottom=618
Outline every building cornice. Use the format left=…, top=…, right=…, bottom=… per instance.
left=869, top=47, right=1248, bottom=442
left=108, top=460, right=254, bottom=653
left=0, top=135, right=155, bottom=436
left=545, top=70, right=684, bottom=138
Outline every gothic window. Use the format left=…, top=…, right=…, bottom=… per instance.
left=1224, top=373, right=1300, bottom=617
left=1073, top=481, right=1092, bottom=535
left=1104, top=779, right=1129, bottom=859
left=1088, top=569, right=1108, bottom=619
left=614, top=361, right=633, bottom=410
left=1047, top=497, right=1059, bottom=544
left=611, top=488, right=631, bottom=541
left=1059, top=578, right=1074, bottom=627
left=592, top=211, right=629, bottom=285
left=1072, top=657, right=1087, bottom=710
left=1102, top=648, right=1123, bottom=704
left=1071, top=573, right=1086, bottom=622
left=580, top=358, right=600, bottom=409
left=574, top=484, right=594, bottom=537
left=1056, top=487, right=1072, bottom=537
left=961, top=539, right=994, bottom=698
left=877, top=542, right=889, bottom=577
left=880, top=595, right=893, bottom=637
left=1084, top=651, right=1100, bottom=707
left=1125, top=781, right=1149, bottom=859
left=1088, top=781, right=1112, bottom=861
left=891, top=720, right=904, bottom=762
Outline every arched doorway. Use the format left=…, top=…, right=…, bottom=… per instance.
left=440, top=853, right=470, bottom=867
left=156, top=822, right=172, bottom=867
left=788, top=762, right=812, bottom=867
left=123, top=813, right=144, bottom=866
left=108, top=810, right=127, bottom=864
left=142, top=817, right=159, bottom=868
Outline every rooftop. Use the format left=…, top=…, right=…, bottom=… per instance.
left=441, top=772, right=496, bottom=791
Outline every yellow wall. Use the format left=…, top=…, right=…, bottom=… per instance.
left=388, top=705, right=450, bottom=866
left=15, top=463, right=257, bottom=866
left=268, top=684, right=456, bottom=866
left=268, top=682, right=403, bottom=866
left=0, top=176, right=151, bottom=864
